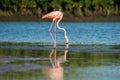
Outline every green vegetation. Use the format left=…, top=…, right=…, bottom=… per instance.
left=0, top=0, right=120, bottom=17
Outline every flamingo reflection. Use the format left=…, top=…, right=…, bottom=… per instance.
left=43, top=43, right=69, bottom=80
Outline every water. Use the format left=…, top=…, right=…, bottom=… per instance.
left=0, top=22, right=120, bottom=44
left=0, top=45, right=120, bottom=80
left=0, top=21, right=120, bottom=80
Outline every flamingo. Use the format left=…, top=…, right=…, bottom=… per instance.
left=42, top=11, right=69, bottom=44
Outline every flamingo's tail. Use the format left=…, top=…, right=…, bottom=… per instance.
left=42, top=14, right=48, bottom=19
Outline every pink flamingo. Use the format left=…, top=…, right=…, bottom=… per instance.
left=42, top=11, right=69, bottom=44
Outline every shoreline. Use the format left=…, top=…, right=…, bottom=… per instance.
left=0, top=16, right=120, bottom=22
left=0, top=42, right=120, bottom=46
left=0, top=42, right=120, bottom=54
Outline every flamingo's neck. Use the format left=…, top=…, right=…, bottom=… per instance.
left=56, top=20, right=69, bottom=44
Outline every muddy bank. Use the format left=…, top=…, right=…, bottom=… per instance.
left=0, top=16, right=120, bottom=22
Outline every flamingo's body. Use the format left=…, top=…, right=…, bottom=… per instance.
left=42, top=11, right=69, bottom=44
left=42, top=11, right=63, bottom=19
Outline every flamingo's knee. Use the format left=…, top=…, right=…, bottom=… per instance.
left=48, top=30, right=51, bottom=32
left=54, top=30, right=56, bottom=33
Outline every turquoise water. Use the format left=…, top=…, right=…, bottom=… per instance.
left=0, top=22, right=120, bottom=80
left=0, top=22, right=120, bottom=44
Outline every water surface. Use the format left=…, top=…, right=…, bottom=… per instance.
left=0, top=44, right=120, bottom=80
left=0, top=22, right=120, bottom=44
left=0, top=22, right=120, bottom=80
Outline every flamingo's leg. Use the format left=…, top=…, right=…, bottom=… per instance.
left=54, top=19, right=57, bottom=43
left=49, top=31, right=55, bottom=42
left=48, top=20, right=54, bottom=32
left=54, top=49, right=57, bottom=67
left=48, top=20, right=55, bottom=42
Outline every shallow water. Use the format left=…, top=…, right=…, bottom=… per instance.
left=0, top=44, right=120, bottom=80
left=0, top=22, right=120, bottom=80
left=0, top=22, right=120, bottom=44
